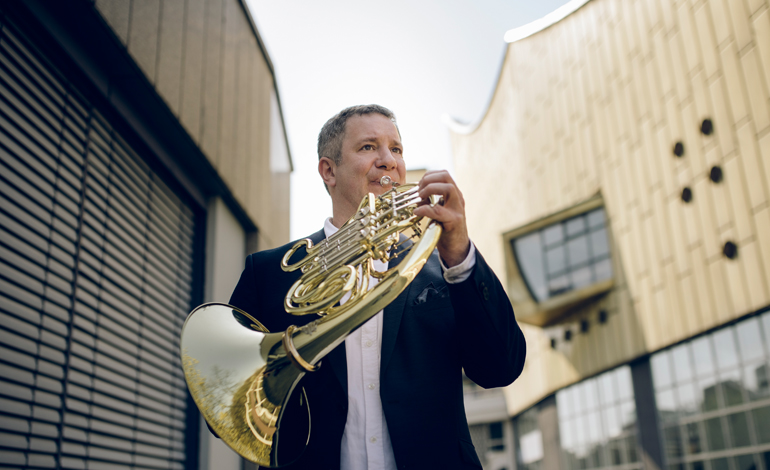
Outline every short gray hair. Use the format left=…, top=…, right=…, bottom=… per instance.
left=317, top=104, right=398, bottom=166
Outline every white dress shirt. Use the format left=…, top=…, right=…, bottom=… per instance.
left=323, top=218, right=476, bottom=470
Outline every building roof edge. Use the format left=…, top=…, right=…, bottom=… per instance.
left=503, top=0, right=591, bottom=43
left=443, top=0, right=592, bottom=136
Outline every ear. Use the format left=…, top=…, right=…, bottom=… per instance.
left=318, top=157, right=336, bottom=189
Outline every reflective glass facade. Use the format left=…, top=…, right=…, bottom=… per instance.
left=516, top=407, right=544, bottom=470
left=651, top=311, right=770, bottom=470
left=557, top=366, right=643, bottom=469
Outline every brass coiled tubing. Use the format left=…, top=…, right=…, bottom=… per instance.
left=180, top=177, right=442, bottom=467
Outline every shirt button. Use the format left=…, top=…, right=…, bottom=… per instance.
left=365, top=340, right=373, bottom=347
left=368, top=383, right=375, bottom=390
left=370, top=437, right=377, bottom=443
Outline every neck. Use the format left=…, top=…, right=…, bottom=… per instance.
left=330, top=195, right=356, bottom=229
left=331, top=211, right=351, bottom=229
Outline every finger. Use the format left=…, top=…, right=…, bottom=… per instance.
left=418, top=182, right=464, bottom=208
left=413, top=202, right=450, bottom=221
left=419, top=170, right=455, bottom=189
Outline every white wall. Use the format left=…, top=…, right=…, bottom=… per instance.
left=199, top=197, right=247, bottom=470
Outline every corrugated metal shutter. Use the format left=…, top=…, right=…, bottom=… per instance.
left=0, top=11, right=196, bottom=470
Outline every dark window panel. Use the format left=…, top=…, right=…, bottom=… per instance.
left=684, top=422, right=704, bottom=455
left=732, top=454, right=758, bottom=470
left=726, top=412, right=751, bottom=448
left=752, top=406, right=770, bottom=444
left=663, top=425, right=683, bottom=460
left=704, top=417, right=726, bottom=451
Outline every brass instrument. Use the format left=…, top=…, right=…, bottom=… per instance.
left=180, top=177, right=442, bottom=467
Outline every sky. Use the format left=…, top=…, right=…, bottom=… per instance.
left=243, top=0, right=572, bottom=240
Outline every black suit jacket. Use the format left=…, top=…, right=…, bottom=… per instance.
left=229, top=229, right=526, bottom=469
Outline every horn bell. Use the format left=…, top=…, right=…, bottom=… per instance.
left=180, top=303, right=310, bottom=467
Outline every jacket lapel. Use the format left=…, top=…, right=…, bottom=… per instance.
left=305, top=228, right=350, bottom=393
left=380, top=236, right=414, bottom=377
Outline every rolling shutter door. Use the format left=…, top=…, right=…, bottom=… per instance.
left=0, top=11, right=197, bottom=470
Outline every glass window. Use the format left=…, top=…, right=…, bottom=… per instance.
left=753, top=406, right=770, bottom=444
left=672, top=345, right=693, bottom=382
left=556, top=365, right=644, bottom=470
left=513, top=207, right=613, bottom=303
left=691, top=336, right=715, bottom=378
left=516, top=407, right=543, bottom=470
left=713, top=329, right=740, bottom=371
left=650, top=311, right=770, bottom=469
left=736, top=319, right=765, bottom=362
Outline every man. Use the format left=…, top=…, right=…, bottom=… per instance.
left=229, top=104, right=525, bottom=469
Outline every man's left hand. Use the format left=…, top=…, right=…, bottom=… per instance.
left=412, top=170, right=471, bottom=268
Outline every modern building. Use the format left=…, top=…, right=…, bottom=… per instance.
left=447, top=0, right=770, bottom=469
left=0, top=1, right=291, bottom=469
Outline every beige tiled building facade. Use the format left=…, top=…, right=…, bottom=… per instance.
left=448, top=0, right=770, bottom=469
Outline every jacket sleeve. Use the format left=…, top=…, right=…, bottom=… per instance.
left=448, top=249, right=526, bottom=388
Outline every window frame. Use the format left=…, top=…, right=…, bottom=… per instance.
left=502, top=194, right=614, bottom=326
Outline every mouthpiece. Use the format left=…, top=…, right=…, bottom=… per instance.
left=379, top=176, right=399, bottom=187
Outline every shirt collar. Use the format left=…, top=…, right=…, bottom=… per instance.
left=323, top=217, right=339, bottom=239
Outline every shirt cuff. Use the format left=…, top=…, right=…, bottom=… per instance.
left=440, top=242, right=477, bottom=284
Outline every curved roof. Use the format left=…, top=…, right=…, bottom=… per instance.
left=443, top=0, right=591, bottom=135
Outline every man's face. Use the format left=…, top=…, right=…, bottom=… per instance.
left=330, top=113, right=406, bottom=217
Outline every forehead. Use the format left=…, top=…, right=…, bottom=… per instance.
left=342, top=113, right=401, bottom=145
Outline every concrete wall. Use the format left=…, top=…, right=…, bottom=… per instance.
left=199, top=197, right=246, bottom=469
left=449, top=0, right=770, bottom=416
left=94, top=0, right=291, bottom=249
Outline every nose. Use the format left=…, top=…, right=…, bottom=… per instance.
left=375, top=147, right=397, bottom=170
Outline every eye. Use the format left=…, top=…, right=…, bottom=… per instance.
left=361, top=144, right=374, bottom=151
left=392, top=147, right=402, bottom=154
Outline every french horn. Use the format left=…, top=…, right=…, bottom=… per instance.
left=180, top=177, right=442, bottom=467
